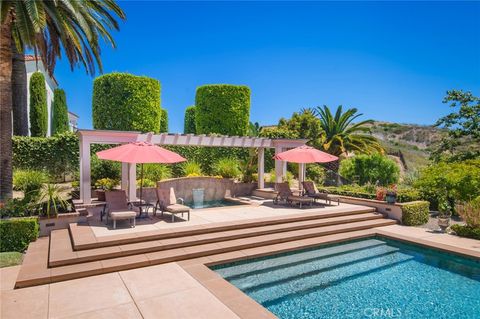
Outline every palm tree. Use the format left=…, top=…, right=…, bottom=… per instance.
left=0, top=1, right=125, bottom=201
left=313, top=105, right=383, bottom=157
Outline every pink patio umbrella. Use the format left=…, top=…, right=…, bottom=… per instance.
left=273, top=145, right=338, bottom=163
left=273, top=145, right=338, bottom=189
left=96, top=141, right=186, bottom=202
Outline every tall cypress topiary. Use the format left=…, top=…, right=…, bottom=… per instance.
left=29, top=72, right=48, bottom=137
left=160, top=108, right=168, bottom=133
left=92, top=73, right=161, bottom=133
left=195, top=84, right=250, bottom=136
left=52, top=88, right=70, bottom=135
left=184, top=105, right=196, bottom=134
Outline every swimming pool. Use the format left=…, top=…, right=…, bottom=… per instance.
left=211, top=237, right=480, bottom=319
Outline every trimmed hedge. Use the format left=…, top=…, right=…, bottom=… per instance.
left=320, top=186, right=421, bottom=203
left=29, top=72, right=48, bottom=137
left=0, top=218, right=39, bottom=252
left=184, top=106, right=196, bottom=134
left=52, top=88, right=70, bottom=135
left=93, top=72, right=161, bottom=133
left=401, top=201, right=430, bottom=226
left=13, top=132, right=79, bottom=179
left=451, top=224, right=480, bottom=240
left=195, top=85, right=250, bottom=136
left=160, top=108, right=169, bottom=133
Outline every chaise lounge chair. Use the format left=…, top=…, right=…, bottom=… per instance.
left=155, top=187, right=190, bottom=222
left=104, top=190, right=137, bottom=229
left=302, top=181, right=340, bottom=205
left=274, top=182, right=313, bottom=208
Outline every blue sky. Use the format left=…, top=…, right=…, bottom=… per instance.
left=53, top=1, right=480, bottom=132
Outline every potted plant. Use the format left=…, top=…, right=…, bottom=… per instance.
left=385, top=185, right=397, bottom=204
left=36, top=184, right=70, bottom=218
left=437, top=198, right=452, bottom=232
left=376, top=187, right=386, bottom=201
left=94, top=178, right=119, bottom=201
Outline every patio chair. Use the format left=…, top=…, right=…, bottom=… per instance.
left=155, top=187, right=190, bottom=222
left=302, top=181, right=340, bottom=206
left=274, top=182, right=313, bottom=208
left=104, top=190, right=137, bottom=229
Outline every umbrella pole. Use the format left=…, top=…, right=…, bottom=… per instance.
left=140, top=163, right=144, bottom=203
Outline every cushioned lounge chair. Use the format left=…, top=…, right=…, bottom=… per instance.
left=104, top=190, right=137, bottom=229
left=302, top=181, right=340, bottom=205
left=274, top=182, right=313, bottom=208
left=155, top=187, right=190, bottom=222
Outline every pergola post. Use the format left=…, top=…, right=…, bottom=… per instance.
left=274, top=146, right=284, bottom=184
left=298, top=163, right=306, bottom=191
left=127, top=163, right=137, bottom=201
left=79, top=136, right=91, bottom=204
left=257, top=147, right=265, bottom=189
left=121, top=163, right=129, bottom=192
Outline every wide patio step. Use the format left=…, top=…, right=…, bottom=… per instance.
left=69, top=206, right=377, bottom=250
left=15, top=217, right=395, bottom=288
left=50, top=212, right=386, bottom=267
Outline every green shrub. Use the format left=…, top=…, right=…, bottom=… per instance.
left=268, top=169, right=294, bottom=186
left=13, top=132, right=79, bottom=180
left=0, top=198, right=35, bottom=218
left=339, top=153, right=400, bottom=186
left=0, top=218, right=39, bottom=252
left=51, top=88, right=69, bottom=135
left=92, top=72, right=161, bottom=133
left=160, top=108, right=169, bottom=133
left=94, top=178, right=119, bottom=190
left=167, top=146, right=250, bottom=177
left=182, top=161, right=203, bottom=176
left=456, top=197, right=480, bottom=228
left=91, top=155, right=121, bottom=183
left=450, top=224, right=480, bottom=240
left=306, top=165, right=325, bottom=185
left=137, top=178, right=155, bottom=187
left=401, top=201, right=430, bottom=226
left=414, top=160, right=480, bottom=210
left=184, top=106, right=196, bottom=134
left=195, top=84, right=250, bottom=136
left=212, top=158, right=241, bottom=178
left=29, top=72, right=48, bottom=137
left=141, top=164, right=172, bottom=182
left=13, top=169, right=48, bottom=200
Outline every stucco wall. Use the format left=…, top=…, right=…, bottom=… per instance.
left=137, top=177, right=256, bottom=204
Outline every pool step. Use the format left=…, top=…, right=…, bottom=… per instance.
left=50, top=212, right=386, bottom=267
left=15, top=216, right=395, bottom=288
left=70, top=206, right=377, bottom=250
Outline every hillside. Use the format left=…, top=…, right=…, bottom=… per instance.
left=369, top=121, right=445, bottom=173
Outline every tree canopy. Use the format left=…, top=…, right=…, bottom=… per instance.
left=432, top=90, right=480, bottom=161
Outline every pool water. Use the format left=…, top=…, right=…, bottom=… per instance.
left=211, top=237, right=480, bottom=319
left=184, top=199, right=244, bottom=209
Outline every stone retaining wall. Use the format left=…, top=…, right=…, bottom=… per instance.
left=138, top=177, right=256, bottom=203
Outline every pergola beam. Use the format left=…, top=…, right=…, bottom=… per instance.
left=77, top=130, right=307, bottom=204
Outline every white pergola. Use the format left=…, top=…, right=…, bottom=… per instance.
left=78, top=129, right=308, bottom=204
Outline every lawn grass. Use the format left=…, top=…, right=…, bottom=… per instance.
left=0, top=252, right=23, bottom=268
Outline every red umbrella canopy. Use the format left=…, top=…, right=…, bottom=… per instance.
left=273, top=145, right=338, bottom=163
left=96, top=142, right=186, bottom=164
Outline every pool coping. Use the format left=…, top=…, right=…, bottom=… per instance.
left=176, top=228, right=480, bottom=319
